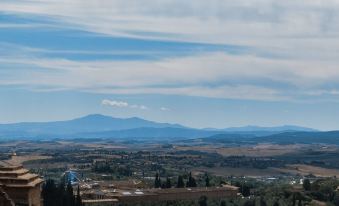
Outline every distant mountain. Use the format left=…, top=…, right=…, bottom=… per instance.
left=0, top=114, right=319, bottom=140
left=255, top=131, right=339, bottom=144
left=208, top=125, right=317, bottom=132
left=197, top=131, right=339, bottom=145
left=0, top=114, right=185, bottom=139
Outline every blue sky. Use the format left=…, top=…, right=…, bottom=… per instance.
left=1, top=0, right=339, bottom=130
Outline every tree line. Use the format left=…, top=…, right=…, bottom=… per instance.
left=154, top=172, right=210, bottom=188
left=42, top=179, right=83, bottom=206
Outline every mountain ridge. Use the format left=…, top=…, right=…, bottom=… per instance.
left=204, top=125, right=317, bottom=132
left=0, top=114, right=319, bottom=140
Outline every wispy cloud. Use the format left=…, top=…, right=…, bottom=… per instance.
left=1, top=0, right=339, bottom=45
left=1, top=1, right=339, bottom=103
left=1, top=48, right=339, bottom=102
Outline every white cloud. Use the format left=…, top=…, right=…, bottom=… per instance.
left=101, top=100, right=129, bottom=107
left=102, top=99, right=148, bottom=110
left=130, top=104, right=148, bottom=110
left=160, top=107, right=170, bottom=111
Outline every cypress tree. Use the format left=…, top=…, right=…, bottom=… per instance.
left=42, top=179, right=57, bottom=206
left=186, top=172, right=197, bottom=187
left=303, top=179, right=311, bottom=191
left=75, top=185, right=82, bottom=206
left=166, top=177, right=172, bottom=188
left=57, top=182, right=65, bottom=206
left=177, top=175, right=185, bottom=188
left=65, top=182, right=75, bottom=206
left=42, top=179, right=80, bottom=206
left=154, top=173, right=162, bottom=188
left=205, top=175, right=210, bottom=187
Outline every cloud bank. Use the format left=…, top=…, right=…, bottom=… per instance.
left=1, top=49, right=339, bottom=102
left=1, top=0, right=338, bottom=45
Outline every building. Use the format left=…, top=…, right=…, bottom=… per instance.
left=116, top=186, right=239, bottom=204
left=82, top=185, right=239, bottom=205
left=0, top=163, right=43, bottom=206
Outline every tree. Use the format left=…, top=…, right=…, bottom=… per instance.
left=205, top=174, right=210, bottom=187
left=186, top=172, right=197, bottom=187
left=333, top=193, right=339, bottom=206
left=260, top=196, right=267, bottom=206
left=199, top=196, right=208, bottom=206
left=154, top=173, right=162, bottom=188
left=238, top=182, right=251, bottom=197
left=303, top=179, right=311, bottom=191
left=298, top=199, right=302, bottom=206
left=57, top=182, right=65, bottom=206
left=42, top=179, right=79, bottom=206
left=65, top=182, right=75, bottom=206
left=292, top=193, right=296, bottom=206
left=42, top=179, right=57, bottom=206
left=220, top=200, right=226, bottom=206
left=244, top=200, right=255, bottom=206
left=75, top=185, right=83, bottom=206
left=165, top=177, right=172, bottom=188
left=177, top=175, right=185, bottom=188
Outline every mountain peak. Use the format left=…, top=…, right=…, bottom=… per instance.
left=79, top=115, right=149, bottom=122
left=127, top=117, right=146, bottom=121
left=79, top=114, right=112, bottom=119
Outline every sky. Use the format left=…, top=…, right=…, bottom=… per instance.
left=0, top=0, right=339, bottom=130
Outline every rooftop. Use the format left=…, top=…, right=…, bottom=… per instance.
left=83, top=185, right=239, bottom=198
left=0, top=163, right=43, bottom=188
